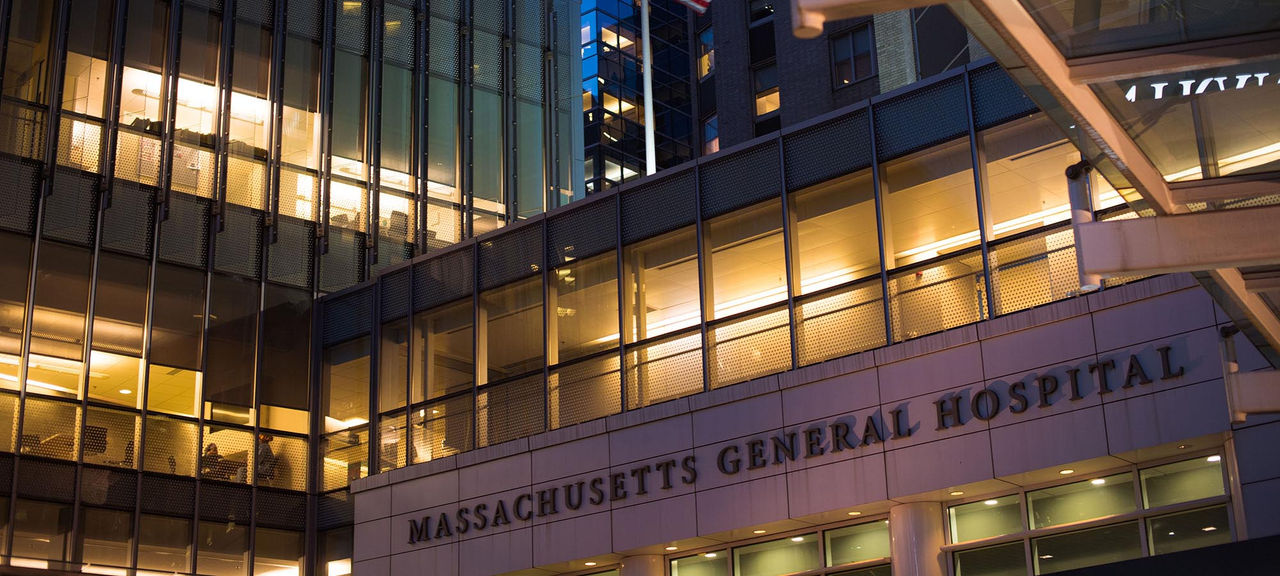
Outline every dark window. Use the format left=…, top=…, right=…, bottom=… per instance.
left=749, top=0, right=774, bottom=24
left=204, top=273, right=260, bottom=422
left=703, top=115, right=719, bottom=155
left=150, top=263, right=206, bottom=370
left=91, top=252, right=150, bottom=356
left=913, top=6, right=971, bottom=79
left=832, top=25, right=875, bottom=87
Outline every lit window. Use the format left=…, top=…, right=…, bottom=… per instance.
left=753, top=65, right=779, bottom=117
left=832, top=25, right=874, bottom=87
left=703, top=116, right=719, bottom=155
left=698, top=27, right=715, bottom=79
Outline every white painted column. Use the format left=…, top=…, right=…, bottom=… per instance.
left=620, top=555, right=664, bottom=576
left=639, top=0, right=657, bottom=175
left=889, top=502, right=946, bottom=576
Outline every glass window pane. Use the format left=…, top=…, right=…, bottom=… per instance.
left=79, top=507, right=132, bottom=569
left=624, top=226, right=700, bottom=342
left=10, top=499, right=72, bottom=563
left=1146, top=505, right=1230, bottom=556
left=410, top=394, right=473, bottom=463
left=197, top=519, right=248, bottom=576
left=427, top=75, right=460, bottom=192
left=150, top=263, right=206, bottom=370
left=377, top=410, right=406, bottom=473
left=1032, top=522, right=1141, bottom=574
left=378, top=319, right=409, bottom=412
left=319, top=528, right=352, bottom=576
left=322, top=426, right=368, bottom=490
left=253, top=527, right=303, bottom=576
left=143, top=414, right=199, bottom=476
left=1028, top=472, right=1135, bottom=529
left=552, top=252, right=618, bottom=363
left=19, top=397, right=80, bottom=460
left=147, top=363, right=202, bottom=417
left=481, top=278, right=544, bottom=383
left=281, top=36, right=321, bottom=169
left=3, top=0, right=55, bottom=105
left=30, top=243, right=92, bottom=389
left=825, top=520, right=890, bottom=566
left=792, top=169, right=879, bottom=293
left=331, top=50, right=368, bottom=170
left=323, top=337, right=370, bottom=432
left=954, top=541, right=1025, bottom=576
left=624, top=327, right=703, bottom=409
left=734, top=534, right=821, bottom=576
left=710, top=305, right=791, bottom=388
left=84, top=406, right=139, bottom=468
left=257, top=433, right=307, bottom=491
left=831, top=567, right=890, bottom=576
left=707, top=202, right=785, bottom=320
left=473, top=88, right=504, bottom=210
left=1141, top=456, right=1226, bottom=509
left=949, top=495, right=1022, bottom=543
left=0, top=231, right=32, bottom=366
left=0, top=495, right=8, bottom=557
left=0, top=391, right=17, bottom=453
left=205, top=274, right=259, bottom=424
left=671, top=551, right=728, bottom=576
left=259, top=285, right=312, bottom=434
left=92, top=253, right=149, bottom=357
left=881, top=138, right=978, bottom=268
left=138, top=514, right=192, bottom=573
left=413, top=299, right=474, bottom=402
left=981, top=114, right=1074, bottom=239
left=202, top=425, right=253, bottom=483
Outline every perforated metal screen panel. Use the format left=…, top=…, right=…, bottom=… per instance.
left=381, top=268, right=411, bottom=321
left=43, top=168, right=100, bottom=246
left=143, top=415, right=199, bottom=477
left=79, top=466, right=137, bottom=509
left=414, top=245, right=473, bottom=310
left=287, top=0, right=323, bottom=39
left=383, top=3, right=415, bottom=68
left=478, top=374, right=545, bottom=447
left=547, top=195, right=615, bottom=265
left=0, top=155, right=39, bottom=234
left=430, top=18, right=460, bottom=79
left=255, top=488, right=307, bottom=530
left=479, top=221, right=542, bottom=290
left=700, top=142, right=781, bottom=219
left=140, top=474, right=195, bottom=516
left=101, top=182, right=156, bottom=258
left=621, top=170, right=696, bottom=245
left=971, top=64, right=1038, bottom=131
left=159, top=194, right=211, bottom=268
left=625, top=328, right=702, bottom=410
left=320, top=228, right=366, bottom=293
left=990, top=225, right=1079, bottom=316
left=888, top=251, right=986, bottom=342
left=796, top=279, right=886, bottom=366
left=709, top=306, right=792, bottom=389
left=432, top=0, right=460, bottom=19
left=200, top=482, right=253, bottom=522
left=268, top=215, right=316, bottom=289
left=549, top=354, right=620, bottom=429
left=0, top=453, right=11, bottom=493
left=317, top=490, right=353, bottom=530
left=237, top=0, right=273, bottom=25
left=323, top=286, right=375, bottom=346
left=784, top=109, right=872, bottom=191
left=473, top=31, right=504, bottom=91
left=17, top=459, right=77, bottom=502
left=473, top=0, right=505, bottom=33
left=875, top=76, right=968, bottom=162
left=215, top=205, right=265, bottom=279
left=336, top=0, right=369, bottom=53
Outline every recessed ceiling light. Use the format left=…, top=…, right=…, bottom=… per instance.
left=847, top=511, right=861, bottom=516
left=1207, top=455, right=1221, bottom=463
left=585, top=562, right=597, bottom=567
left=119, top=389, right=132, bottom=395
left=1178, top=444, right=1189, bottom=449
left=983, top=499, right=998, bottom=506
left=1168, top=532, right=1175, bottom=536
left=1201, top=526, right=1217, bottom=532
left=1059, top=469, right=1075, bottom=475
left=753, top=530, right=766, bottom=534
left=703, top=553, right=717, bottom=558
left=665, top=546, right=678, bottom=551
left=1091, top=478, right=1105, bottom=486
left=949, top=491, right=964, bottom=496
left=1038, top=555, right=1053, bottom=560
left=790, top=537, right=804, bottom=542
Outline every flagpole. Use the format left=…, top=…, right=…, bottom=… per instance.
left=640, top=0, right=657, bottom=176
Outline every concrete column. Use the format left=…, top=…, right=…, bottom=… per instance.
left=889, top=502, right=946, bottom=576
left=1066, top=160, right=1102, bottom=293
left=620, top=555, right=664, bottom=576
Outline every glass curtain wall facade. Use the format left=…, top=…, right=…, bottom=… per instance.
left=0, top=0, right=580, bottom=572
left=317, top=62, right=1134, bottom=497
left=581, top=0, right=694, bottom=194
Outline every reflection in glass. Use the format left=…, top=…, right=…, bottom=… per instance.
left=551, top=252, right=618, bottom=364
left=1029, top=472, right=1135, bottom=529
left=138, top=514, right=191, bottom=573
left=253, top=527, right=303, bottom=576
left=79, top=507, right=132, bottom=569
left=322, top=337, right=371, bottom=433
left=672, top=551, right=728, bottom=576
left=949, top=495, right=1022, bottom=543
left=143, top=414, right=199, bottom=476
left=1140, top=456, right=1225, bottom=509
left=954, top=541, right=1024, bottom=576
left=1032, top=522, right=1141, bottom=574
left=734, top=534, right=821, bottom=576
left=1146, top=505, right=1230, bottom=556
left=83, top=406, right=139, bottom=468
left=259, top=286, right=312, bottom=435
left=410, top=394, right=474, bottom=463
left=10, top=499, right=72, bottom=563
left=481, top=278, right=544, bottom=383
left=881, top=138, right=977, bottom=268
left=197, top=519, right=249, bottom=576
left=623, top=227, right=700, bottom=342
left=706, top=202, right=786, bottom=320
left=825, top=521, right=890, bottom=566
left=413, top=299, right=474, bottom=402
left=379, top=319, right=410, bottom=413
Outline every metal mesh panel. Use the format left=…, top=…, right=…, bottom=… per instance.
left=0, top=155, right=39, bottom=234
left=19, top=398, right=81, bottom=462
left=414, top=245, right=473, bottom=310
left=319, top=228, right=366, bottom=293
left=783, top=109, right=872, bottom=191
left=709, top=305, right=792, bottom=388
left=268, top=215, right=316, bottom=289
left=258, top=434, right=308, bottom=492
left=0, top=453, right=12, bottom=492
left=335, top=0, right=369, bottom=53
left=287, top=0, right=322, bottom=39
left=16, top=459, right=76, bottom=502
left=514, top=42, right=542, bottom=100
left=991, top=225, right=1079, bottom=316
left=57, top=116, right=103, bottom=173
left=477, top=373, right=544, bottom=447
left=549, top=354, right=620, bottom=429
left=101, top=182, right=156, bottom=258
left=473, top=30, right=503, bottom=91
left=888, top=250, right=986, bottom=342
left=431, top=0, right=459, bottom=19
left=42, top=168, right=100, bottom=246
left=255, top=488, right=307, bottom=530
left=795, top=278, right=885, bottom=366
left=83, top=406, right=140, bottom=470
left=322, top=286, right=375, bottom=345
left=479, top=221, right=542, bottom=289
left=547, top=196, right=615, bottom=265
left=621, top=170, right=696, bottom=244
left=971, top=64, right=1038, bottom=131
left=473, top=0, right=504, bottom=33
left=237, top=0, right=273, bottom=25
left=215, top=205, right=265, bottom=279
left=79, top=466, right=137, bottom=509
left=159, top=193, right=212, bottom=268
left=700, top=141, right=781, bottom=219
left=409, top=394, right=473, bottom=463
left=143, top=415, right=199, bottom=477
left=515, top=0, right=543, bottom=44
left=380, top=268, right=411, bottom=321
left=429, top=18, right=460, bottom=79
left=383, top=3, right=415, bottom=67
left=625, top=328, right=702, bottom=410
left=186, top=0, right=223, bottom=11
left=317, top=490, right=353, bottom=530
left=200, top=482, right=252, bottom=522
left=140, top=474, right=196, bottom=516
left=874, top=76, right=968, bottom=161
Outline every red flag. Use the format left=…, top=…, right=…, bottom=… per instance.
left=675, top=0, right=709, bottom=14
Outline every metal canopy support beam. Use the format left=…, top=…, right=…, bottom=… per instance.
left=1221, top=327, right=1280, bottom=424
left=1077, top=204, right=1280, bottom=277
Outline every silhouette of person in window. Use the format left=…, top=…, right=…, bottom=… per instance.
left=201, top=443, right=229, bottom=480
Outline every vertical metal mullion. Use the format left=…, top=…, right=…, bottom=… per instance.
left=867, top=105, right=892, bottom=345
left=317, top=0, right=337, bottom=256
left=404, top=264, right=414, bottom=465
left=413, top=0, right=428, bottom=254
left=541, top=0, right=554, bottom=212
left=305, top=293, right=324, bottom=576
left=470, top=243, right=480, bottom=449
left=368, top=282, right=381, bottom=480
left=267, top=0, right=290, bottom=242
left=614, top=195, right=626, bottom=411
left=460, top=0, right=473, bottom=237
left=540, top=221, right=550, bottom=432
left=776, top=137, right=799, bottom=370
left=214, top=0, right=238, bottom=233
left=692, top=163, right=709, bottom=392
left=962, top=70, right=997, bottom=321
left=157, top=0, right=186, bottom=221
left=368, top=0, right=384, bottom=270
left=100, top=0, right=131, bottom=210
left=504, top=0, right=515, bottom=220
left=0, top=0, right=13, bottom=92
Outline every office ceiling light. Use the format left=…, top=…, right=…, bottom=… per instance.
left=1059, top=469, right=1075, bottom=475
left=1202, top=526, right=1218, bottom=532
left=1207, top=455, right=1221, bottom=462
left=847, top=511, right=861, bottom=516
left=665, top=546, right=678, bottom=551
left=1091, top=478, right=1105, bottom=485
left=790, top=536, right=804, bottom=542
left=703, top=553, right=717, bottom=558
left=983, top=499, right=999, bottom=506
left=752, top=530, right=766, bottom=534
left=584, top=562, right=597, bottom=567
left=949, top=491, right=964, bottom=496
left=119, top=389, right=132, bottom=395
